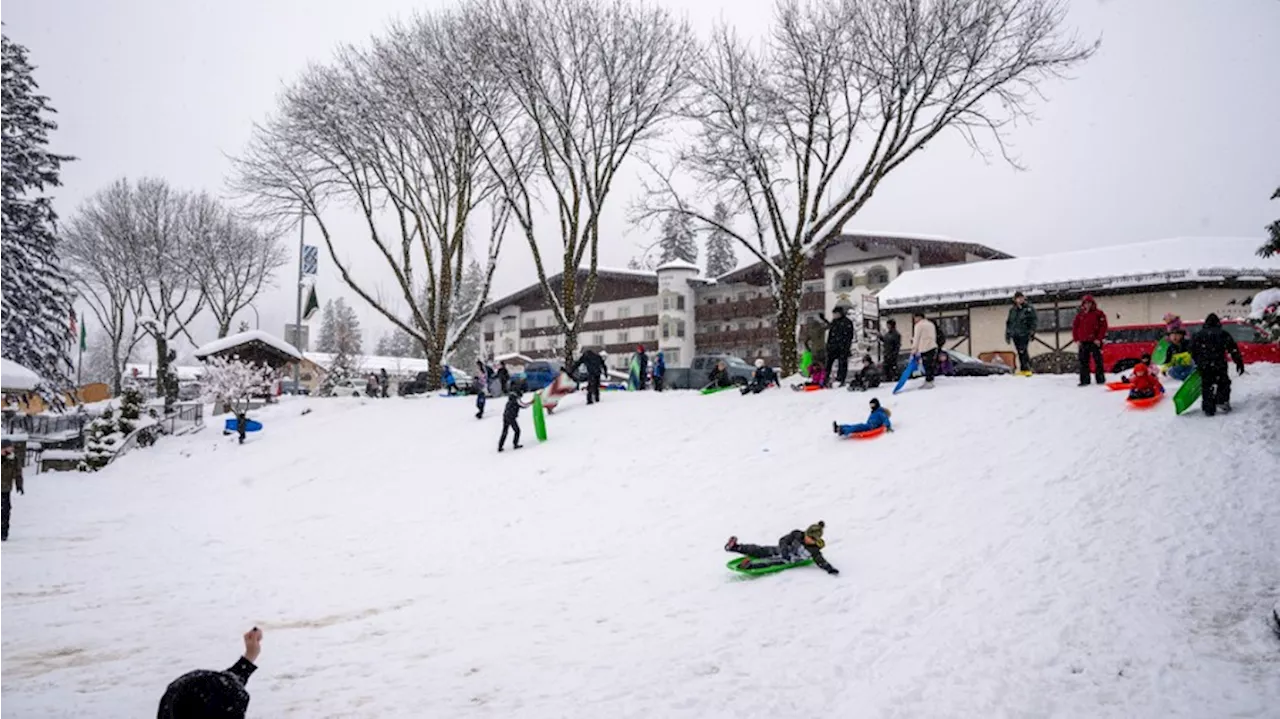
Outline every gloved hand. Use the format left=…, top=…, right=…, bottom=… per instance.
left=1236, top=363, right=1245, bottom=376
left=827, top=567, right=839, bottom=576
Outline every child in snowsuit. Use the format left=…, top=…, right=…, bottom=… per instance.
left=796, top=361, right=826, bottom=389
left=741, top=359, right=779, bottom=395
left=1163, top=327, right=1195, bottom=381
left=498, top=385, right=529, bottom=451
left=725, top=522, right=838, bottom=575
left=834, top=397, right=892, bottom=436
left=707, top=360, right=734, bottom=389
left=847, top=355, right=881, bottom=391
left=1119, top=354, right=1153, bottom=384
left=1126, top=362, right=1163, bottom=400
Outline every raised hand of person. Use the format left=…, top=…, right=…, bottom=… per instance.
left=243, top=627, right=263, bottom=664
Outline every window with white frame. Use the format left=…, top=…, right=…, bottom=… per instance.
left=834, top=271, right=855, bottom=290
left=502, top=317, right=515, bottom=331
left=617, top=306, right=630, bottom=319
left=592, top=334, right=605, bottom=346
left=676, top=320, right=686, bottom=338
left=591, top=309, right=605, bottom=322
left=643, top=302, right=658, bottom=315
left=524, top=318, right=536, bottom=329
left=503, top=339, right=514, bottom=352
left=643, top=328, right=657, bottom=341
left=662, top=296, right=671, bottom=311
left=867, top=265, right=890, bottom=288
left=662, top=323, right=670, bottom=339
left=618, top=330, right=629, bottom=343
left=676, top=296, right=686, bottom=310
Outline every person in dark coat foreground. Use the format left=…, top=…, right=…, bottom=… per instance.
left=2, top=438, right=25, bottom=542
left=570, top=349, right=606, bottom=405
left=725, top=522, right=838, bottom=575
left=825, top=307, right=856, bottom=386
left=1189, top=313, right=1245, bottom=416
left=499, top=383, right=530, bottom=452
left=741, top=358, right=779, bottom=395
left=158, top=627, right=262, bottom=719
left=881, top=318, right=901, bottom=382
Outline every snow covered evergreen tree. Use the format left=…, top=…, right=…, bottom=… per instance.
left=316, top=298, right=362, bottom=355
left=81, top=387, right=143, bottom=471
left=1, top=34, right=75, bottom=392
left=1262, top=186, right=1279, bottom=258
left=656, top=212, right=697, bottom=266
left=705, top=202, right=738, bottom=278
left=448, top=260, right=486, bottom=365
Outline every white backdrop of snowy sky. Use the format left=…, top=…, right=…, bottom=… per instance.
left=5, top=0, right=1279, bottom=356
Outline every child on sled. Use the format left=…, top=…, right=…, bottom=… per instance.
left=725, top=521, right=838, bottom=575
left=834, top=397, right=892, bottom=436
left=793, top=360, right=826, bottom=390
left=1126, top=362, right=1163, bottom=400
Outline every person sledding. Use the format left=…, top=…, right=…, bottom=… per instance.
left=724, top=521, right=838, bottom=575
left=846, top=354, right=881, bottom=392
left=706, top=359, right=734, bottom=389
left=1162, top=326, right=1195, bottom=380
left=1126, top=362, right=1163, bottom=401
left=793, top=360, right=826, bottom=390
left=741, top=359, right=779, bottom=395
left=1118, top=353, right=1153, bottom=384
left=834, top=397, right=893, bottom=437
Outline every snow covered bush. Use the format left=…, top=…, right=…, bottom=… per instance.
left=1249, top=287, right=1280, bottom=343
left=201, top=356, right=274, bottom=415
left=80, top=389, right=143, bottom=471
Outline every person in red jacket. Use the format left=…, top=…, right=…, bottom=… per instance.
left=1072, top=295, right=1108, bottom=386
left=1126, top=362, right=1163, bottom=400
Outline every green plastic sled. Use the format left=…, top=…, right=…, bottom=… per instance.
left=1151, top=338, right=1170, bottom=366
left=701, top=385, right=737, bottom=396
left=532, top=393, right=548, bottom=441
left=1173, top=369, right=1202, bottom=416
left=726, top=556, right=814, bottom=576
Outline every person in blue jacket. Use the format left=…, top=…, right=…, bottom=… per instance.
left=833, top=397, right=892, bottom=436
left=652, top=352, right=666, bottom=392
left=442, top=365, right=458, bottom=395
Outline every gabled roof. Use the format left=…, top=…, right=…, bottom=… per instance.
left=877, top=237, right=1280, bottom=309
left=194, top=330, right=303, bottom=361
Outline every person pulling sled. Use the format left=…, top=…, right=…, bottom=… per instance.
left=724, top=522, right=838, bottom=575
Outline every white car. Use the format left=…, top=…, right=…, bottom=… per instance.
left=328, top=378, right=369, bottom=397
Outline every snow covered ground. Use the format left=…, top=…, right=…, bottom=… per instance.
left=3, top=369, right=1279, bottom=717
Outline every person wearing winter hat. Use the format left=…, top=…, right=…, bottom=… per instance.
left=1072, top=295, right=1109, bottom=386
left=741, top=358, right=779, bottom=395
left=1126, top=362, right=1163, bottom=400
left=1163, top=313, right=1183, bottom=333
left=1189, top=313, right=1245, bottom=416
left=724, top=521, right=838, bottom=575
left=158, top=627, right=263, bottom=719
left=1162, top=326, right=1195, bottom=381
left=635, top=345, right=649, bottom=390
left=846, top=353, right=881, bottom=392
left=834, top=397, right=893, bottom=436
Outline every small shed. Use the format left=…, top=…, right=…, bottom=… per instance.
left=194, top=330, right=302, bottom=369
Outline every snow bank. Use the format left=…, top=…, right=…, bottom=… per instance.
left=1250, top=287, right=1280, bottom=318
left=879, top=237, right=1280, bottom=308
left=193, top=330, right=302, bottom=361
left=3, top=372, right=1279, bottom=716
left=1, top=358, right=42, bottom=391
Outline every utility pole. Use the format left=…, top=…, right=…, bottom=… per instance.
left=293, top=205, right=305, bottom=387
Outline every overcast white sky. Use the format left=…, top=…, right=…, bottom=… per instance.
left=5, top=0, right=1279, bottom=355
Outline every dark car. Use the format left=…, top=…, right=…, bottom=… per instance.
left=897, top=348, right=1012, bottom=378
left=398, top=371, right=432, bottom=396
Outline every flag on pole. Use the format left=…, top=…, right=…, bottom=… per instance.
left=69, top=308, right=78, bottom=337
left=302, top=245, right=319, bottom=276
left=79, top=318, right=87, bottom=352
left=303, top=285, right=319, bottom=320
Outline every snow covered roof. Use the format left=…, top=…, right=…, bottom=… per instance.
left=1, top=358, right=42, bottom=392
left=877, top=237, right=1280, bottom=309
left=303, top=352, right=432, bottom=375
left=656, top=259, right=702, bottom=273
left=493, top=352, right=535, bottom=364
left=193, top=330, right=302, bottom=361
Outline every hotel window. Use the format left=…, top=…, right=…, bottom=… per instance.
left=618, top=331, right=629, bottom=343
left=617, top=306, right=630, bottom=319
left=591, top=310, right=605, bottom=322
left=867, top=266, right=890, bottom=289
left=592, top=334, right=605, bottom=346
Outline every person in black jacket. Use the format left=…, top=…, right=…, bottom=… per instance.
left=1189, top=313, right=1245, bottom=416
left=635, top=346, right=649, bottom=390
left=499, top=383, right=529, bottom=451
left=825, top=307, right=855, bottom=386
left=847, top=354, right=882, bottom=391
left=724, top=521, right=838, bottom=575
left=496, top=362, right=510, bottom=395
left=570, top=348, right=606, bottom=405
left=881, top=318, right=902, bottom=382
left=158, top=627, right=262, bottom=719
left=740, top=358, right=779, bottom=395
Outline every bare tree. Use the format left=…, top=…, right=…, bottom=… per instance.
left=62, top=182, right=147, bottom=394
left=234, top=8, right=511, bottom=389
left=641, top=0, right=1095, bottom=372
left=468, top=0, right=696, bottom=363
left=185, top=192, right=287, bottom=338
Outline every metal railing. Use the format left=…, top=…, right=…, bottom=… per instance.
left=2, top=413, right=88, bottom=441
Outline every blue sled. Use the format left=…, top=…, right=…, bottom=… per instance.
left=224, top=417, right=263, bottom=433
left=892, top=355, right=920, bottom=395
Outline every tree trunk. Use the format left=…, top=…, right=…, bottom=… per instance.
left=154, top=335, right=169, bottom=397
left=426, top=339, right=445, bottom=392
left=562, top=327, right=579, bottom=368
left=216, top=321, right=231, bottom=339
left=774, top=268, right=803, bottom=376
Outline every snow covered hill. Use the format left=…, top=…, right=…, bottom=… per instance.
left=3, top=369, right=1278, bottom=717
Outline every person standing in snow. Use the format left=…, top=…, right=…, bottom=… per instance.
left=635, top=346, right=649, bottom=390
left=570, top=348, right=606, bottom=405
left=442, top=365, right=459, bottom=395
left=834, top=397, right=892, bottom=436
left=498, top=383, right=529, bottom=452
left=881, top=318, right=902, bottom=382
left=825, top=306, right=856, bottom=387
left=158, top=627, right=263, bottom=719
left=2, top=438, right=25, bottom=542
left=379, top=368, right=389, bottom=398
left=496, top=362, right=510, bottom=395
left=724, top=522, right=838, bottom=575
left=1005, top=291, right=1038, bottom=374
left=1072, top=295, right=1108, bottom=386
left=652, top=352, right=666, bottom=392
left=910, top=311, right=939, bottom=389
left=1189, top=313, right=1245, bottom=416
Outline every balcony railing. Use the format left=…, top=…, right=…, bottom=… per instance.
left=697, top=291, right=823, bottom=320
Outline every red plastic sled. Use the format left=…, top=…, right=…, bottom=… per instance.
left=846, top=425, right=887, bottom=440
left=802, top=384, right=824, bottom=392
left=1106, top=381, right=1132, bottom=391
left=1126, top=394, right=1163, bottom=409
